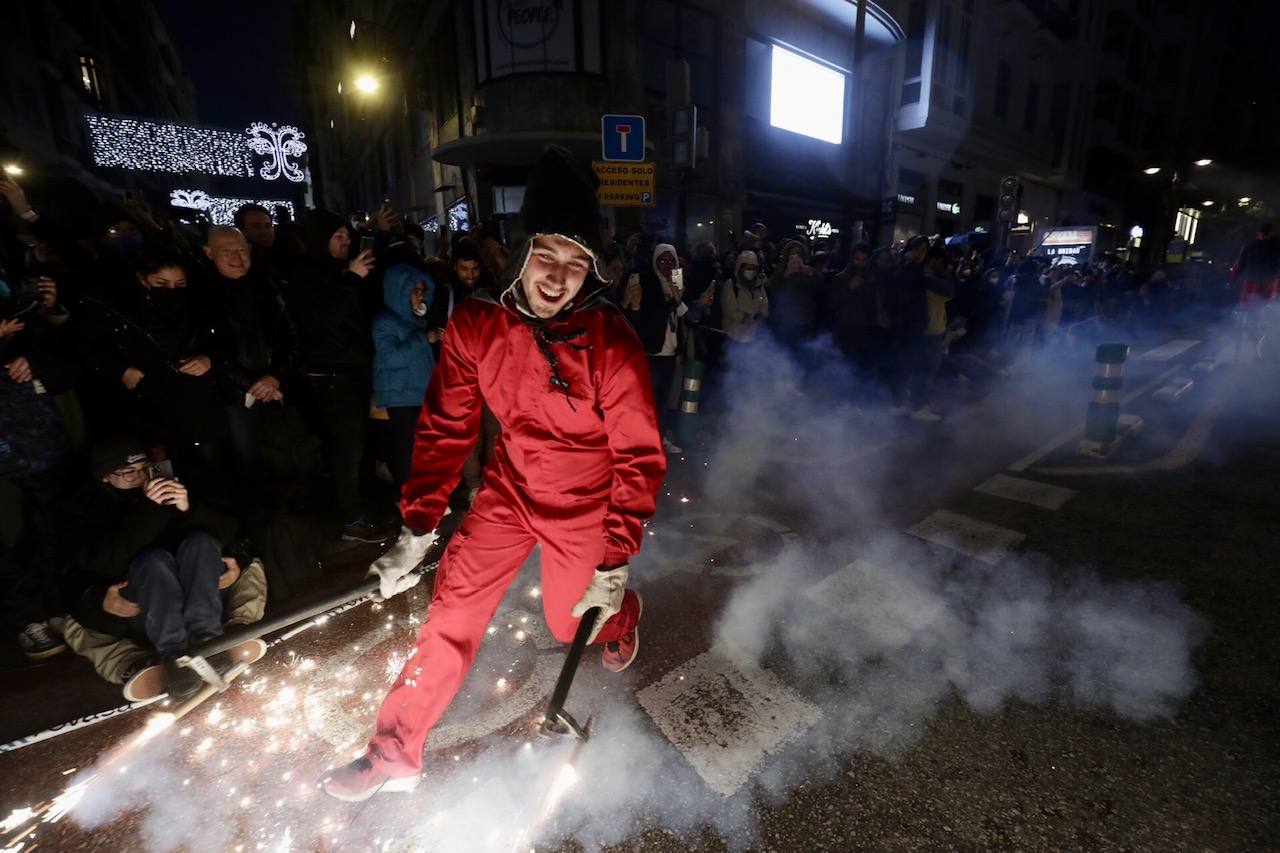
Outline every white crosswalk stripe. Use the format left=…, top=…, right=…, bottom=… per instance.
left=974, top=473, right=1076, bottom=510
left=637, top=648, right=821, bottom=797
left=906, top=510, right=1026, bottom=565
left=1137, top=339, right=1201, bottom=362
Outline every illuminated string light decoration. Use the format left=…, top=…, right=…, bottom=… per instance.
left=86, top=115, right=253, bottom=177
left=246, top=122, right=308, bottom=182
left=169, top=189, right=296, bottom=225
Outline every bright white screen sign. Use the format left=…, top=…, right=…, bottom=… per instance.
left=769, top=44, right=845, bottom=144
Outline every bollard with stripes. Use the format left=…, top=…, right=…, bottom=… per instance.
left=1084, top=343, right=1130, bottom=444
left=675, top=359, right=704, bottom=450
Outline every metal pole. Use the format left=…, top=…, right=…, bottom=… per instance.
left=539, top=606, right=599, bottom=740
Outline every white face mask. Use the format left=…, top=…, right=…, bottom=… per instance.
left=412, top=301, right=427, bottom=316
left=741, top=269, right=758, bottom=281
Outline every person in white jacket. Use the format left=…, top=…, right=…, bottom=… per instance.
left=719, top=250, right=769, bottom=342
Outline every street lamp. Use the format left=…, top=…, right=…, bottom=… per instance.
left=2, top=163, right=22, bottom=176
left=1142, top=166, right=1161, bottom=175
left=353, top=72, right=381, bottom=95
left=1238, top=197, right=1252, bottom=205
left=1193, top=158, right=1213, bottom=166
left=1201, top=199, right=1214, bottom=207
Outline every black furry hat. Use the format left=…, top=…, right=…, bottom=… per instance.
left=518, top=146, right=606, bottom=283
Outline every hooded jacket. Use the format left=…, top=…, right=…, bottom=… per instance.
left=373, top=264, right=436, bottom=408
left=720, top=250, right=769, bottom=342
left=399, top=240, right=666, bottom=565
left=285, top=211, right=373, bottom=372
left=622, top=244, right=686, bottom=355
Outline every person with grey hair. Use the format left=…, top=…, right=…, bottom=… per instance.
left=201, top=225, right=300, bottom=476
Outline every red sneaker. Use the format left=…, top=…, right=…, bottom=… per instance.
left=602, top=591, right=642, bottom=673
left=320, top=756, right=419, bottom=802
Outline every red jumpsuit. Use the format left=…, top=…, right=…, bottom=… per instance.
left=367, top=294, right=666, bottom=773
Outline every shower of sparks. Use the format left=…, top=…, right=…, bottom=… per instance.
left=385, top=650, right=407, bottom=684
left=528, top=586, right=541, bottom=599
left=0, top=809, right=34, bottom=832
left=44, top=775, right=96, bottom=824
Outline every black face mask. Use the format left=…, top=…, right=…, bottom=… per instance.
left=146, top=287, right=189, bottom=319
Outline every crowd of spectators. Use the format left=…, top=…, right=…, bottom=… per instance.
left=0, top=170, right=1239, bottom=700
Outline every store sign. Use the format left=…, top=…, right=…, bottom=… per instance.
left=592, top=160, right=655, bottom=207
left=1035, top=226, right=1098, bottom=262
left=476, top=0, right=600, bottom=81
left=803, top=219, right=839, bottom=238
left=1009, top=222, right=1033, bottom=235
left=896, top=193, right=916, bottom=206
left=936, top=200, right=960, bottom=215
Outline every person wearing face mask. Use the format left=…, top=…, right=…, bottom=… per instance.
left=373, top=264, right=436, bottom=486
left=720, top=249, right=769, bottom=343
left=620, top=241, right=691, bottom=453
left=320, top=146, right=664, bottom=802
left=80, top=247, right=230, bottom=492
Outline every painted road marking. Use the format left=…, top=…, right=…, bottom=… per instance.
left=1007, top=363, right=1183, bottom=472
left=974, top=473, right=1076, bottom=510
left=906, top=510, right=1025, bottom=565
left=637, top=648, right=821, bottom=797
left=1137, top=339, right=1201, bottom=362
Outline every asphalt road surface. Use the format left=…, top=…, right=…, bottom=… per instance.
left=1, top=321, right=1277, bottom=851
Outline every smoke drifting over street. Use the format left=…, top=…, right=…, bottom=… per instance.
left=56, top=332, right=1209, bottom=852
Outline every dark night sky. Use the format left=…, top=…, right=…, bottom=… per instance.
left=158, top=0, right=307, bottom=129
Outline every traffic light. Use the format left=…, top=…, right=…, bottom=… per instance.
left=998, top=176, right=1021, bottom=223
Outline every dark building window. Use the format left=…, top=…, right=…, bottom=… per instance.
left=79, top=55, right=102, bottom=107
left=1049, top=81, right=1070, bottom=166
left=994, top=61, right=1011, bottom=119
left=1093, top=78, right=1118, bottom=121
left=1024, top=82, right=1039, bottom=133
left=641, top=1, right=716, bottom=108
left=901, top=0, right=926, bottom=105
left=974, top=194, right=995, bottom=221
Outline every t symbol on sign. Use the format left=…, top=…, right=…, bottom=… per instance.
left=616, top=123, right=632, bottom=153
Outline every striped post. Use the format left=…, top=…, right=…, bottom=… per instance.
left=1084, top=343, right=1130, bottom=444
left=675, top=359, right=704, bottom=449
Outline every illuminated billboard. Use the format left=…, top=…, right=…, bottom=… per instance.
left=769, top=44, right=846, bottom=145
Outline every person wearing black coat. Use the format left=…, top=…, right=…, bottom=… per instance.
left=202, top=225, right=301, bottom=480
left=286, top=210, right=382, bottom=541
left=57, top=435, right=242, bottom=700
left=79, top=246, right=232, bottom=497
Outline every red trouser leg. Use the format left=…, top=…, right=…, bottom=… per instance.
left=367, top=487, right=535, bottom=774
left=536, top=502, right=640, bottom=645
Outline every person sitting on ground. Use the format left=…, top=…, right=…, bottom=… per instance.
left=57, top=436, right=256, bottom=701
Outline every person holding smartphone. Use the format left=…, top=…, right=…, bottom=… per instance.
left=56, top=435, right=244, bottom=701
left=286, top=210, right=387, bottom=543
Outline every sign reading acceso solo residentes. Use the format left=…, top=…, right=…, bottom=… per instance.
left=592, top=161, right=655, bottom=207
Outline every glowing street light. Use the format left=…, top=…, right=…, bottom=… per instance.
left=1201, top=200, right=1215, bottom=207
left=1142, top=166, right=1161, bottom=175
left=1193, top=158, right=1213, bottom=166
left=1238, top=197, right=1252, bottom=205
left=2, top=163, right=22, bottom=176
left=353, top=73, right=381, bottom=95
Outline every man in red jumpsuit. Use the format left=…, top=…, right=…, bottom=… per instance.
left=321, top=148, right=666, bottom=801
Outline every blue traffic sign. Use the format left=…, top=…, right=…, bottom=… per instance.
left=601, top=114, right=646, bottom=162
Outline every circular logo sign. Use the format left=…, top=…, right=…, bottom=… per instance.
left=496, top=0, right=562, bottom=50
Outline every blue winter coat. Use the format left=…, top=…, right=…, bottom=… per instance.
left=372, top=264, right=436, bottom=408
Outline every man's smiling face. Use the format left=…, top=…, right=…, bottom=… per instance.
left=520, top=234, right=593, bottom=318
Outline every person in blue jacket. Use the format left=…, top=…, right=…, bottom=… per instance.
left=373, top=264, right=436, bottom=485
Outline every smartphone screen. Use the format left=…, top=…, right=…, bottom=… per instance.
left=360, top=235, right=375, bottom=254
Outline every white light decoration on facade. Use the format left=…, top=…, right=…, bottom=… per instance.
left=169, top=189, right=295, bottom=225
left=246, top=122, right=308, bottom=182
left=86, top=115, right=252, bottom=177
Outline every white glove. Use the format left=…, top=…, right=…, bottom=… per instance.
left=368, top=524, right=439, bottom=601
left=570, top=565, right=629, bottom=643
